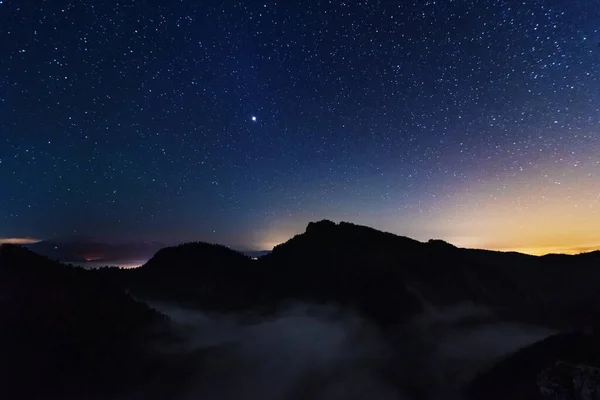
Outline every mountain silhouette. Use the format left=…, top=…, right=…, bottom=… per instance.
left=465, top=330, right=600, bottom=400
left=104, top=220, right=600, bottom=329
left=0, top=244, right=177, bottom=399
left=120, top=242, right=265, bottom=312
left=5, top=220, right=600, bottom=399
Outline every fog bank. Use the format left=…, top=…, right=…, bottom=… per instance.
left=147, top=302, right=555, bottom=400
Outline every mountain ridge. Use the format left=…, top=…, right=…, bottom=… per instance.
left=96, top=220, right=600, bottom=330
left=3, top=220, right=600, bottom=399
left=0, top=243, right=175, bottom=398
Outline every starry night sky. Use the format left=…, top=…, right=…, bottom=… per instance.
left=1, top=0, right=599, bottom=254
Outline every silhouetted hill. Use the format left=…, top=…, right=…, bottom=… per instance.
left=259, top=221, right=600, bottom=327
left=143, top=242, right=252, bottom=273
left=104, top=220, right=600, bottom=329
left=259, top=221, right=426, bottom=324
left=0, top=244, right=171, bottom=399
left=465, top=330, right=600, bottom=400
left=5, top=221, right=600, bottom=399
left=107, top=242, right=261, bottom=312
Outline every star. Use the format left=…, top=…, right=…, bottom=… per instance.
left=0, top=0, right=597, bottom=255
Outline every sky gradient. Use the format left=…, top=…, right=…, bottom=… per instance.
left=1, top=0, right=599, bottom=254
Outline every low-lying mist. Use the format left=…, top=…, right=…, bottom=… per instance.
left=145, top=302, right=555, bottom=400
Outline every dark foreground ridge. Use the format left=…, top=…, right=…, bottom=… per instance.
left=3, top=220, right=600, bottom=399
left=0, top=244, right=207, bottom=399
left=465, top=331, right=600, bottom=400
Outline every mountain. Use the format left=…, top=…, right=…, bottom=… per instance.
left=107, top=242, right=260, bottom=312
left=465, top=330, right=600, bottom=400
left=5, top=220, right=600, bottom=399
left=0, top=244, right=178, bottom=399
left=104, top=220, right=600, bottom=329
left=260, top=221, right=600, bottom=328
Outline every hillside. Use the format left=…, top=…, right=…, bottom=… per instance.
left=103, top=242, right=261, bottom=312
left=0, top=244, right=172, bottom=399
left=465, top=330, right=600, bottom=400
left=5, top=221, right=600, bottom=399
left=107, top=220, right=600, bottom=329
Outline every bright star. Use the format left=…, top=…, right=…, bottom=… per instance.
left=251, top=116, right=257, bottom=122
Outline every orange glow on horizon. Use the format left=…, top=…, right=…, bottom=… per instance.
left=259, top=238, right=288, bottom=251
left=260, top=151, right=599, bottom=256
left=471, top=245, right=600, bottom=256
left=0, top=237, right=41, bottom=245
left=417, top=153, right=600, bottom=256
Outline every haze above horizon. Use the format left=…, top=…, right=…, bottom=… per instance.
left=2, top=218, right=598, bottom=257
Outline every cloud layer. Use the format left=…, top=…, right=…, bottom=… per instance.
left=146, top=302, right=554, bottom=400
left=0, top=237, right=41, bottom=244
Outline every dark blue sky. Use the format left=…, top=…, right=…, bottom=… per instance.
left=1, top=0, right=599, bottom=252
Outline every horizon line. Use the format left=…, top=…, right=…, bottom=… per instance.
left=3, top=234, right=598, bottom=257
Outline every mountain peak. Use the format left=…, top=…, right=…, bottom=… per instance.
left=305, top=219, right=337, bottom=234
left=140, top=241, right=251, bottom=272
left=427, top=239, right=457, bottom=249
